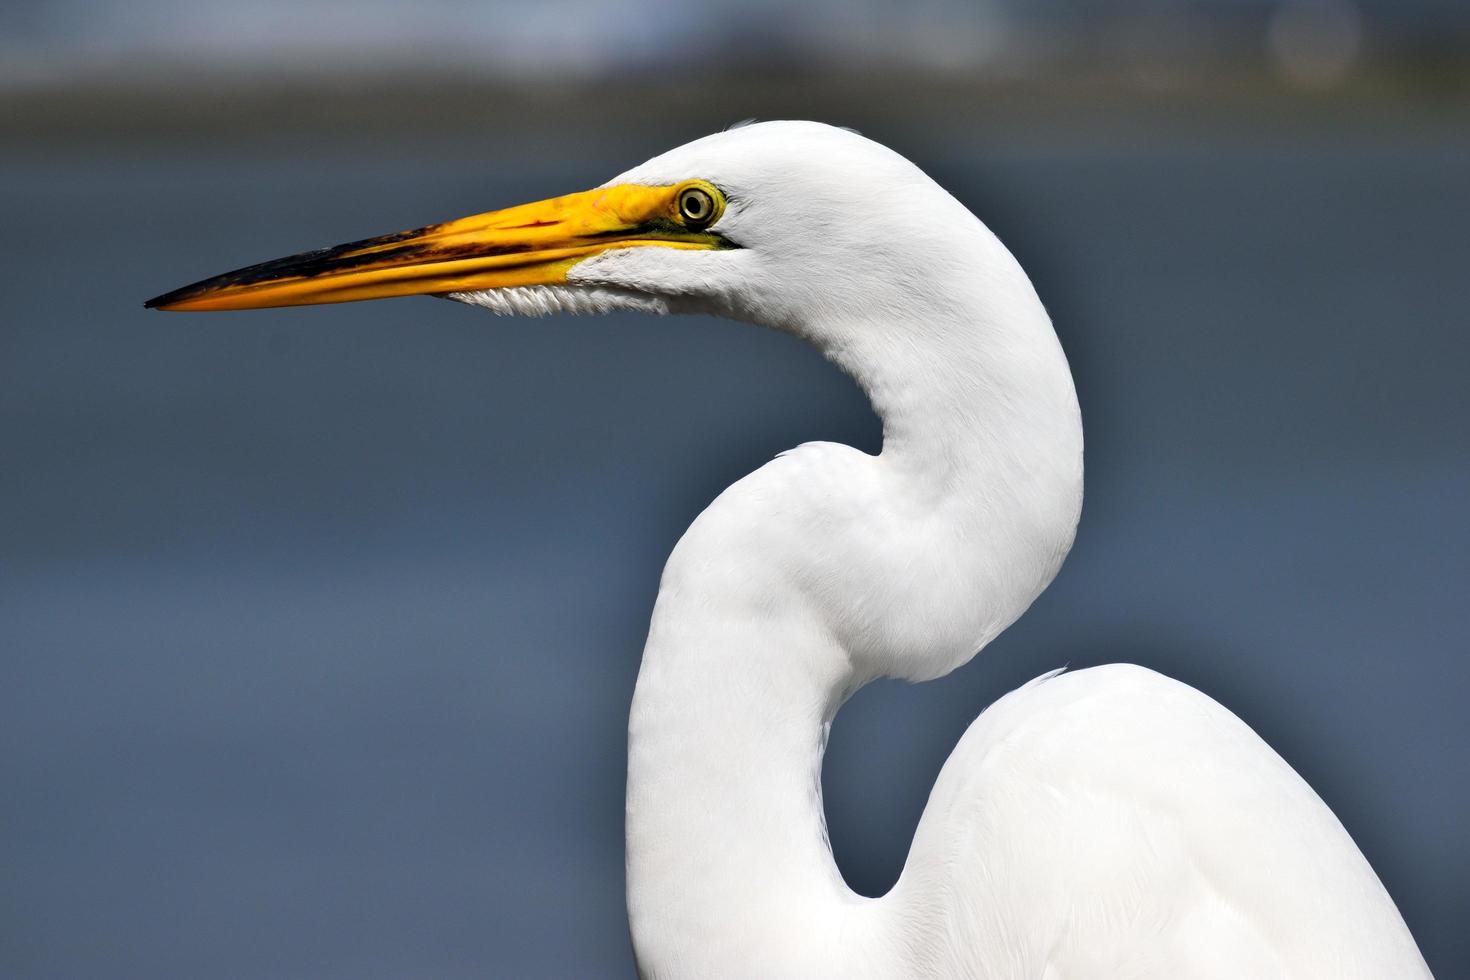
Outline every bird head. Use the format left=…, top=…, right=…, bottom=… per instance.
left=145, top=121, right=973, bottom=339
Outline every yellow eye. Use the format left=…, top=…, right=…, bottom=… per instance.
left=677, top=185, right=718, bottom=227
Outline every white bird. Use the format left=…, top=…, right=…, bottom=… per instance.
left=147, top=121, right=1431, bottom=979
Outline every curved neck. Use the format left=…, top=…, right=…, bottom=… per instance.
left=626, top=231, right=1082, bottom=977
left=627, top=604, right=881, bottom=975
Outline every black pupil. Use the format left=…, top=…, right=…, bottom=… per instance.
left=683, top=192, right=709, bottom=220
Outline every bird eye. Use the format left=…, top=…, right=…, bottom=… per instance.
left=677, top=186, right=718, bottom=227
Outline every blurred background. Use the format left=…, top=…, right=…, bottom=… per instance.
left=3, top=1, right=1467, bottom=976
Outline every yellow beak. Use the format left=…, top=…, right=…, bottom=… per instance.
left=145, top=183, right=729, bottom=312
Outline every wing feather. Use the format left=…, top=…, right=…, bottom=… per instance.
left=886, top=664, right=1430, bottom=979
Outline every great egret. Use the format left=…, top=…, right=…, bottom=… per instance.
left=147, top=121, right=1430, bottom=978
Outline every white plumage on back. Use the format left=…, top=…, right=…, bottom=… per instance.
left=902, top=665, right=1424, bottom=978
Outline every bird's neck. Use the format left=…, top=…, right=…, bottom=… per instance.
left=627, top=602, right=886, bottom=975
left=627, top=236, right=1083, bottom=977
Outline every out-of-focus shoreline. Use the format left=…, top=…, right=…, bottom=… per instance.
left=6, top=66, right=1469, bottom=151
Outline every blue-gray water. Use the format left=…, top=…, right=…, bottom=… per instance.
left=3, top=122, right=1468, bottom=977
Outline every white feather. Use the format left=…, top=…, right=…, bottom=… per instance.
left=449, top=283, right=670, bottom=318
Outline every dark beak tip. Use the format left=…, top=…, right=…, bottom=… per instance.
left=143, top=286, right=191, bottom=311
